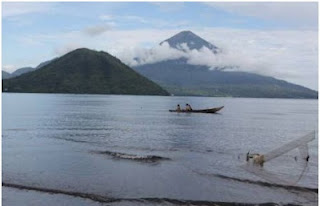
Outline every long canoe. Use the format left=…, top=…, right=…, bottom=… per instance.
left=169, top=106, right=224, bottom=113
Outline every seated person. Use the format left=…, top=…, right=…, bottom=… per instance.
left=186, top=103, right=193, bottom=111
left=176, top=104, right=181, bottom=111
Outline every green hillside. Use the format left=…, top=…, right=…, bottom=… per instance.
left=2, top=48, right=169, bottom=96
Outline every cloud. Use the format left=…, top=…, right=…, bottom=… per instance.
left=112, top=28, right=317, bottom=90
left=2, top=65, right=17, bottom=73
left=99, top=14, right=113, bottom=21
left=98, top=14, right=188, bottom=29
left=205, top=2, right=318, bottom=30
left=83, top=24, right=113, bottom=36
left=100, top=14, right=148, bottom=24
left=117, top=41, right=265, bottom=72
left=122, top=15, right=148, bottom=24
left=151, top=2, right=185, bottom=12
left=11, top=27, right=318, bottom=90
left=198, top=28, right=318, bottom=84
left=2, top=2, right=56, bottom=18
left=54, top=43, right=83, bottom=56
left=117, top=42, right=187, bottom=66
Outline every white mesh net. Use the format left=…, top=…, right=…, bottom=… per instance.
left=242, top=131, right=316, bottom=185
left=263, top=131, right=315, bottom=162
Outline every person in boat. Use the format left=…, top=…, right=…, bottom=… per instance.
left=186, top=103, right=193, bottom=111
left=176, top=104, right=181, bottom=111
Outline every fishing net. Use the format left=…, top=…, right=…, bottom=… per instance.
left=240, top=164, right=291, bottom=185
left=241, top=162, right=316, bottom=203
left=242, top=131, right=316, bottom=186
left=263, top=131, right=315, bottom=162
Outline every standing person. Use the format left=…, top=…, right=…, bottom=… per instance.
left=176, top=104, right=181, bottom=111
left=246, top=151, right=250, bottom=161
left=186, top=103, right=192, bottom=111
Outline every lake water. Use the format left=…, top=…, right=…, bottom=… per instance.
left=2, top=93, right=318, bottom=205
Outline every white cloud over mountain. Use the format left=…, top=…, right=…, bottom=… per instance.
left=5, top=27, right=318, bottom=90
left=111, top=28, right=317, bottom=90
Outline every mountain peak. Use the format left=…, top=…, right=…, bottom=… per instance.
left=175, top=30, right=198, bottom=37
left=160, top=30, right=219, bottom=53
left=68, top=48, right=95, bottom=55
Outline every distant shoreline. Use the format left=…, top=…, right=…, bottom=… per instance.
left=2, top=92, right=318, bottom=100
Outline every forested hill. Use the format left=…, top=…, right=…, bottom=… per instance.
left=2, top=48, right=169, bottom=96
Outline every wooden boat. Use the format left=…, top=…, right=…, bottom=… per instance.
left=169, top=106, right=224, bottom=113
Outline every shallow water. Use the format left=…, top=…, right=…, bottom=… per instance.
left=2, top=93, right=318, bottom=205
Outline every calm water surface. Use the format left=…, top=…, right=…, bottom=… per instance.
left=2, top=93, right=318, bottom=205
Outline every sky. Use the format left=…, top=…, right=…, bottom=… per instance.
left=2, top=2, right=318, bottom=90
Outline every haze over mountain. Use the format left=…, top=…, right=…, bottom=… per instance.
left=2, top=58, right=57, bottom=79
left=133, top=31, right=317, bottom=99
left=10, top=67, right=35, bottom=77
left=2, top=48, right=169, bottom=96
left=2, top=71, right=11, bottom=79
left=2, top=68, right=34, bottom=79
